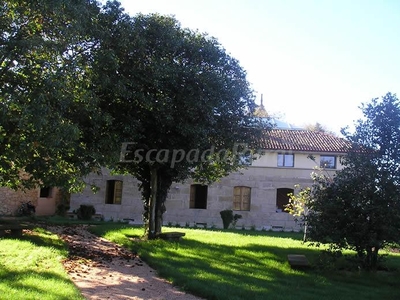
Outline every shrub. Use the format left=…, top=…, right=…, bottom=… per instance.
left=76, top=204, right=96, bottom=220
left=55, top=203, right=70, bottom=216
left=220, top=210, right=242, bottom=229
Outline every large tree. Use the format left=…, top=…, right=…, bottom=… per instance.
left=303, top=92, right=400, bottom=270
left=1, top=0, right=266, bottom=238
left=91, top=5, right=266, bottom=238
left=0, top=0, right=118, bottom=190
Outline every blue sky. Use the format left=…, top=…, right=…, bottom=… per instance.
left=118, top=0, right=400, bottom=134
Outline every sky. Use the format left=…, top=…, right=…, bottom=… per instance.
left=117, top=0, right=400, bottom=134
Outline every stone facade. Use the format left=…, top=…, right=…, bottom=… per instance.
left=70, top=156, right=337, bottom=231
left=71, top=169, right=144, bottom=222
left=0, top=186, right=62, bottom=216
left=163, top=166, right=320, bottom=230
left=70, top=129, right=349, bottom=230
left=0, top=187, right=39, bottom=216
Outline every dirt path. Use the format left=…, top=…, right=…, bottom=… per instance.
left=45, top=225, right=203, bottom=300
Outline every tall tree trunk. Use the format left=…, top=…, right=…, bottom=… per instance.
left=303, top=220, right=308, bottom=242
left=371, top=247, right=379, bottom=270
left=154, top=173, right=171, bottom=235
left=145, top=167, right=158, bottom=240
left=154, top=171, right=163, bottom=235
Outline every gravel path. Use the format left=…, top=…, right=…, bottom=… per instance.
left=44, top=225, right=203, bottom=300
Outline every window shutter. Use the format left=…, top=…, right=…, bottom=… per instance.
left=190, top=185, right=196, bottom=208
left=242, top=187, right=251, bottom=210
left=233, top=187, right=241, bottom=210
left=114, top=181, right=123, bottom=204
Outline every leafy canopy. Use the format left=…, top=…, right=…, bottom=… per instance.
left=0, top=0, right=120, bottom=190
left=296, top=92, right=400, bottom=270
left=89, top=7, right=267, bottom=237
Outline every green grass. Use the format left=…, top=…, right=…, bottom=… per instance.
left=0, top=228, right=84, bottom=300
left=90, top=224, right=400, bottom=300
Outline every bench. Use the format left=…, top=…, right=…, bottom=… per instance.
left=195, top=222, right=207, bottom=228
left=157, top=232, right=186, bottom=241
left=287, top=254, right=310, bottom=269
left=0, top=223, right=34, bottom=237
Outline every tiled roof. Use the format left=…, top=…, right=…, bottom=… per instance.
left=261, top=129, right=350, bottom=153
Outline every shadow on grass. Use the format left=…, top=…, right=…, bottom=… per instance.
left=0, top=228, right=83, bottom=300
left=85, top=224, right=400, bottom=299
left=127, top=236, right=400, bottom=300
left=0, top=265, right=81, bottom=300
left=20, top=228, right=67, bottom=252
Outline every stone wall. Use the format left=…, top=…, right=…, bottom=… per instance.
left=71, top=166, right=337, bottom=230
left=163, top=167, right=315, bottom=230
left=0, top=187, right=39, bottom=216
left=71, top=170, right=144, bottom=223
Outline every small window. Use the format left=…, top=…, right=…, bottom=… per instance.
left=276, top=188, right=294, bottom=212
left=233, top=186, right=251, bottom=211
left=239, top=153, right=252, bottom=166
left=320, top=155, right=336, bottom=169
left=40, top=187, right=52, bottom=198
left=105, top=180, right=123, bottom=204
left=190, top=184, right=208, bottom=209
left=277, top=153, right=294, bottom=167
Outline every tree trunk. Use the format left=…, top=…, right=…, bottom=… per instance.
left=155, top=196, right=164, bottom=235
left=154, top=172, right=163, bottom=235
left=303, top=221, right=308, bottom=242
left=302, top=209, right=309, bottom=242
left=371, top=247, right=379, bottom=270
left=145, top=167, right=158, bottom=240
left=141, top=168, right=172, bottom=239
left=154, top=173, right=171, bottom=235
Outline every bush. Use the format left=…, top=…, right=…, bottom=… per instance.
left=220, top=210, right=242, bottom=229
left=76, top=204, right=96, bottom=220
left=55, top=203, right=70, bottom=216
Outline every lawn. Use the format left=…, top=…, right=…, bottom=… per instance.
left=90, top=224, right=400, bottom=300
left=0, top=228, right=84, bottom=300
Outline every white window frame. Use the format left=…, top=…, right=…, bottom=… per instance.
left=320, top=155, right=336, bottom=169
left=277, top=153, right=294, bottom=167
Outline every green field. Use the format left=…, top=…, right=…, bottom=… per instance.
left=0, top=227, right=83, bottom=300
left=90, top=224, right=400, bottom=300
left=1, top=222, right=399, bottom=300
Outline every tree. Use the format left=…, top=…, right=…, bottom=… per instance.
left=286, top=184, right=311, bottom=242
left=1, top=0, right=266, bottom=238
left=0, top=0, right=118, bottom=190
left=304, top=122, right=336, bottom=135
left=303, top=92, right=400, bottom=270
left=91, top=7, right=267, bottom=238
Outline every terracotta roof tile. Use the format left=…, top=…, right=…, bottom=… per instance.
left=261, top=129, right=350, bottom=153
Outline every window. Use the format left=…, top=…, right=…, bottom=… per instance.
left=40, top=187, right=52, bottom=198
left=190, top=184, right=208, bottom=209
left=320, top=155, right=336, bottom=169
left=239, top=152, right=252, bottom=166
left=276, top=188, right=294, bottom=212
left=105, top=180, right=123, bottom=204
left=277, top=153, right=294, bottom=167
left=233, top=186, right=251, bottom=211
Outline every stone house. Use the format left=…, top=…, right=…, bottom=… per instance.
left=70, top=128, right=349, bottom=230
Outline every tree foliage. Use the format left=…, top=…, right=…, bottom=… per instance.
left=304, top=122, right=336, bottom=135
left=298, top=92, right=400, bottom=270
left=0, top=0, right=118, bottom=190
left=91, top=8, right=267, bottom=238
left=1, top=0, right=266, bottom=238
